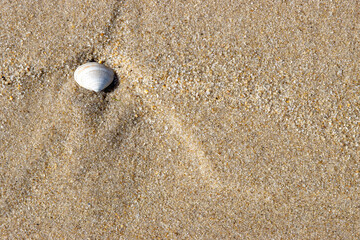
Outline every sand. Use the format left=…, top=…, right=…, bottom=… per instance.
left=1, top=0, right=359, bottom=238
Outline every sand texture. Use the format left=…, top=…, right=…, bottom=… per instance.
left=1, top=0, right=360, bottom=239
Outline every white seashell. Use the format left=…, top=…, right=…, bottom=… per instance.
left=74, top=62, right=114, bottom=92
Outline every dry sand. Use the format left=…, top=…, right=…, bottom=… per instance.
left=1, top=0, right=360, bottom=239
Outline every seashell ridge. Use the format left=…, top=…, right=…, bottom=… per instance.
left=74, top=62, right=114, bottom=92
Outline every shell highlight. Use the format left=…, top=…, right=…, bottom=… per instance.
left=74, top=62, right=114, bottom=92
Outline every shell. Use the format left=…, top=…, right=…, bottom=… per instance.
left=74, top=62, right=114, bottom=92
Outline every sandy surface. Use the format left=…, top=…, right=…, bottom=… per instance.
left=1, top=0, right=360, bottom=239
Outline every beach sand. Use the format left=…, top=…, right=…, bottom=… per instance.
left=1, top=0, right=359, bottom=238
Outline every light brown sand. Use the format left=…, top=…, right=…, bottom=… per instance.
left=1, top=0, right=360, bottom=238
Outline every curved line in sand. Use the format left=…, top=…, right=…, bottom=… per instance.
left=109, top=56, right=223, bottom=189
left=158, top=106, right=223, bottom=190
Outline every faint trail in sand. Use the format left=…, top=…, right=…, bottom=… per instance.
left=105, top=53, right=223, bottom=190
left=158, top=106, right=223, bottom=189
